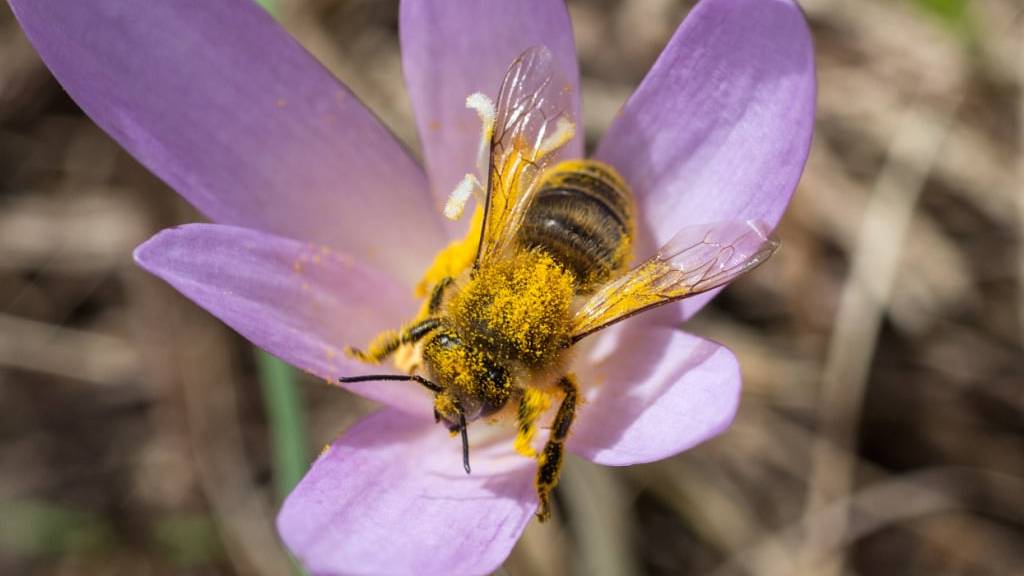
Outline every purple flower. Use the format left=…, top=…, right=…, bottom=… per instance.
left=9, top=0, right=815, bottom=573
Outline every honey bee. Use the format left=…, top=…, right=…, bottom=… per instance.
left=341, top=46, right=779, bottom=521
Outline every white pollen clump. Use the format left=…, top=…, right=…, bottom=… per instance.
left=441, top=92, right=497, bottom=222
left=445, top=174, right=481, bottom=220
left=466, top=92, right=496, bottom=176
left=466, top=92, right=496, bottom=130
left=537, top=116, right=576, bottom=158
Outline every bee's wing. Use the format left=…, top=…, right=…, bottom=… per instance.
left=476, top=46, right=576, bottom=266
left=571, top=220, right=780, bottom=342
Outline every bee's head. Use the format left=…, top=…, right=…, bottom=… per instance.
left=422, top=327, right=512, bottom=428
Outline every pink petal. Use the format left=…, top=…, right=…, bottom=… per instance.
left=595, top=0, right=815, bottom=317
left=278, top=409, right=536, bottom=576
left=9, top=0, right=445, bottom=285
left=134, top=224, right=431, bottom=414
left=568, top=326, right=741, bottom=466
left=400, top=0, right=581, bottom=225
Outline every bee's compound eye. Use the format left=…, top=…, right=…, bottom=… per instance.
left=484, top=363, right=508, bottom=387
left=479, top=361, right=512, bottom=417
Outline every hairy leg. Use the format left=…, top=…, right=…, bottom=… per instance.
left=514, top=387, right=552, bottom=458
left=427, top=276, right=454, bottom=314
left=345, top=277, right=453, bottom=364
left=345, top=317, right=440, bottom=364
left=535, top=375, right=578, bottom=522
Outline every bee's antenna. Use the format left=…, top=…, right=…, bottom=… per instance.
left=459, top=411, right=471, bottom=474
left=338, top=374, right=442, bottom=393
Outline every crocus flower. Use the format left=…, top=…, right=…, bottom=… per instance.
left=9, top=0, right=815, bottom=573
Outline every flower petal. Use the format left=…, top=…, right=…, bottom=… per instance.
left=134, top=223, right=432, bottom=414
left=279, top=409, right=536, bottom=576
left=9, top=0, right=445, bottom=284
left=400, top=0, right=581, bottom=224
left=595, top=0, right=815, bottom=316
left=568, top=326, right=741, bottom=466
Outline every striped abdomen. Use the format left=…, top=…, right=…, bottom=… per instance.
left=516, top=160, right=635, bottom=293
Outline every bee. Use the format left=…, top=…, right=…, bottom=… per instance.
left=341, top=46, right=779, bottom=521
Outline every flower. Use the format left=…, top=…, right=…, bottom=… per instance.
left=9, top=0, right=815, bottom=573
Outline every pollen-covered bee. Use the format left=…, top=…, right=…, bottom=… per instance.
left=341, top=46, right=778, bottom=521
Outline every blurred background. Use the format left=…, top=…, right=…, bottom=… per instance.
left=1, top=0, right=1021, bottom=574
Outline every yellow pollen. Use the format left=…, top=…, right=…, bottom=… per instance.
left=449, top=250, right=574, bottom=366
left=514, top=388, right=551, bottom=457
left=414, top=205, right=483, bottom=300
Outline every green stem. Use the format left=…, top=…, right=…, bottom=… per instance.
left=256, top=351, right=309, bottom=576
left=254, top=0, right=278, bottom=17
left=257, top=350, right=309, bottom=500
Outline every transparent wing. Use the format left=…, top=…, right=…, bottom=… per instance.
left=571, top=220, right=780, bottom=341
left=476, top=46, right=576, bottom=266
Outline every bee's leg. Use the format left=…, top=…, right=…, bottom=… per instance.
left=428, top=277, right=454, bottom=314
left=345, top=317, right=440, bottom=364
left=514, top=388, right=551, bottom=459
left=535, top=375, right=579, bottom=522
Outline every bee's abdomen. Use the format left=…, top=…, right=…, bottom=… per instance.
left=517, top=160, right=634, bottom=292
